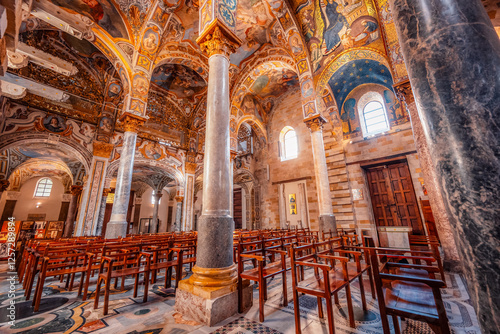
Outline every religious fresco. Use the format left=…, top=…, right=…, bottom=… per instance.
left=48, top=0, right=129, bottom=39
left=292, top=0, right=382, bottom=72
left=43, top=115, right=67, bottom=133
left=151, top=64, right=207, bottom=100
left=327, top=59, right=393, bottom=110
left=340, top=97, right=361, bottom=137
left=250, top=67, right=299, bottom=98
left=373, top=0, right=407, bottom=82
left=231, top=0, right=277, bottom=66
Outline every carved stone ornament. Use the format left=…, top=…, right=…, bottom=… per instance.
left=175, top=195, right=184, bottom=202
left=120, top=112, right=146, bottom=133
left=0, top=180, right=10, bottom=192
left=7, top=50, right=29, bottom=69
left=304, top=115, right=327, bottom=132
left=93, top=141, right=114, bottom=158
left=197, top=26, right=241, bottom=58
left=70, top=185, right=83, bottom=196
left=185, top=162, right=197, bottom=174
left=393, top=80, right=415, bottom=105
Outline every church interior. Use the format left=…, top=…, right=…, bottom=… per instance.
left=0, top=0, right=498, bottom=333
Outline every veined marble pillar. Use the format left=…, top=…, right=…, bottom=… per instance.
left=151, top=191, right=162, bottom=234
left=174, top=195, right=183, bottom=232
left=95, top=188, right=110, bottom=237
left=183, top=160, right=196, bottom=231
left=105, top=113, right=145, bottom=239
left=75, top=141, right=113, bottom=236
left=304, top=115, right=336, bottom=235
left=63, top=185, right=83, bottom=238
left=278, top=183, right=286, bottom=228
left=394, top=80, right=461, bottom=269
left=175, top=25, right=248, bottom=327
left=389, top=0, right=500, bottom=331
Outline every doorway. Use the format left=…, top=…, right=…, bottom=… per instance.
left=365, top=161, right=424, bottom=235
left=233, top=188, right=243, bottom=229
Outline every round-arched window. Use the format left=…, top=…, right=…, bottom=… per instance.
left=34, top=178, right=53, bottom=197
left=363, top=101, right=389, bottom=135
left=280, top=127, right=298, bottom=161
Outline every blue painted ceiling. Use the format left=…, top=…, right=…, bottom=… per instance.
left=328, top=59, right=394, bottom=110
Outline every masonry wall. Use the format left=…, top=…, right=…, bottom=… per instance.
left=254, top=88, right=319, bottom=230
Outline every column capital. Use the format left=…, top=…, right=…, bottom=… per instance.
left=102, top=188, right=111, bottom=197
left=0, top=180, right=10, bottom=192
left=393, top=79, right=415, bottom=105
left=175, top=195, right=184, bottom=203
left=230, top=150, right=238, bottom=160
left=304, top=115, right=327, bottom=132
left=70, top=185, right=83, bottom=196
left=93, top=141, right=114, bottom=158
left=197, top=25, right=242, bottom=58
left=185, top=162, right=197, bottom=174
left=120, top=112, right=147, bottom=133
left=154, top=192, right=163, bottom=200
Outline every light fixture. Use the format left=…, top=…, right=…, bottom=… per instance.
left=36, top=202, right=41, bottom=208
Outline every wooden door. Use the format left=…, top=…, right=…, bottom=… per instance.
left=366, top=162, right=424, bottom=235
left=233, top=188, right=243, bottom=229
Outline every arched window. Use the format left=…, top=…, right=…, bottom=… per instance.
left=34, top=178, right=53, bottom=197
left=280, top=126, right=298, bottom=161
left=362, top=100, right=390, bottom=136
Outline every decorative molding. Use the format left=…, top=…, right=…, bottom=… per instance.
left=185, top=162, right=197, bottom=174
left=120, top=112, right=147, bottom=133
left=0, top=80, right=26, bottom=99
left=11, top=42, right=78, bottom=76
left=93, top=141, right=114, bottom=158
left=70, top=185, right=83, bottom=196
left=197, top=25, right=241, bottom=58
left=304, top=115, right=327, bottom=132
left=2, top=73, right=70, bottom=102
left=393, top=79, right=415, bottom=105
left=7, top=50, right=28, bottom=69
left=0, top=180, right=10, bottom=192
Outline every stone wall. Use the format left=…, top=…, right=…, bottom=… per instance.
left=255, top=88, right=319, bottom=230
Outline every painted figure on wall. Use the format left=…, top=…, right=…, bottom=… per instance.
left=340, top=98, right=360, bottom=135
left=44, top=116, right=66, bottom=133
left=322, top=0, right=349, bottom=53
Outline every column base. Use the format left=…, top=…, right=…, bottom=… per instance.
left=319, top=214, right=337, bottom=236
left=175, top=265, right=253, bottom=326
left=105, top=221, right=127, bottom=239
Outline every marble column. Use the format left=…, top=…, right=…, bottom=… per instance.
left=95, top=188, right=110, bottom=237
left=105, top=113, right=145, bottom=239
left=394, top=81, right=461, bottom=269
left=183, top=159, right=196, bottom=231
left=174, top=195, right=183, bottom=232
left=63, top=185, right=83, bottom=238
left=151, top=191, right=162, bottom=234
left=304, top=115, right=336, bottom=235
left=389, top=0, right=500, bottom=331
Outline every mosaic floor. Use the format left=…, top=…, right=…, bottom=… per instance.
left=0, top=262, right=481, bottom=334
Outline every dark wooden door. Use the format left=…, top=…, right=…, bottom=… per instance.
left=366, top=162, right=424, bottom=235
left=233, top=188, right=243, bottom=229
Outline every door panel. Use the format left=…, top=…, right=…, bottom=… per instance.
left=233, top=188, right=242, bottom=229
left=366, top=162, right=424, bottom=235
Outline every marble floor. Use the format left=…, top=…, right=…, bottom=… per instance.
left=0, top=262, right=481, bottom=334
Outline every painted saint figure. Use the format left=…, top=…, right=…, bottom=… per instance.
left=323, top=0, right=348, bottom=53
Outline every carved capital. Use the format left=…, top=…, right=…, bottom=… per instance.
left=304, top=115, right=327, bottom=132
left=93, top=141, right=114, bottom=158
left=154, top=192, right=163, bottom=200
left=393, top=80, right=415, bottom=106
left=0, top=180, right=10, bottom=192
left=120, top=112, right=146, bottom=133
left=102, top=188, right=111, bottom=197
left=185, top=162, right=197, bottom=174
left=197, top=25, right=242, bottom=58
left=175, top=195, right=184, bottom=203
left=70, top=185, right=83, bottom=196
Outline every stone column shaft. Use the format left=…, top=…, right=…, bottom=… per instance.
left=105, top=113, right=144, bottom=238
left=389, top=0, right=500, bottom=331
left=174, top=196, right=183, bottom=232
left=305, top=116, right=336, bottom=235
left=63, top=186, right=83, bottom=238
left=151, top=191, right=162, bottom=234
left=96, top=188, right=110, bottom=237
